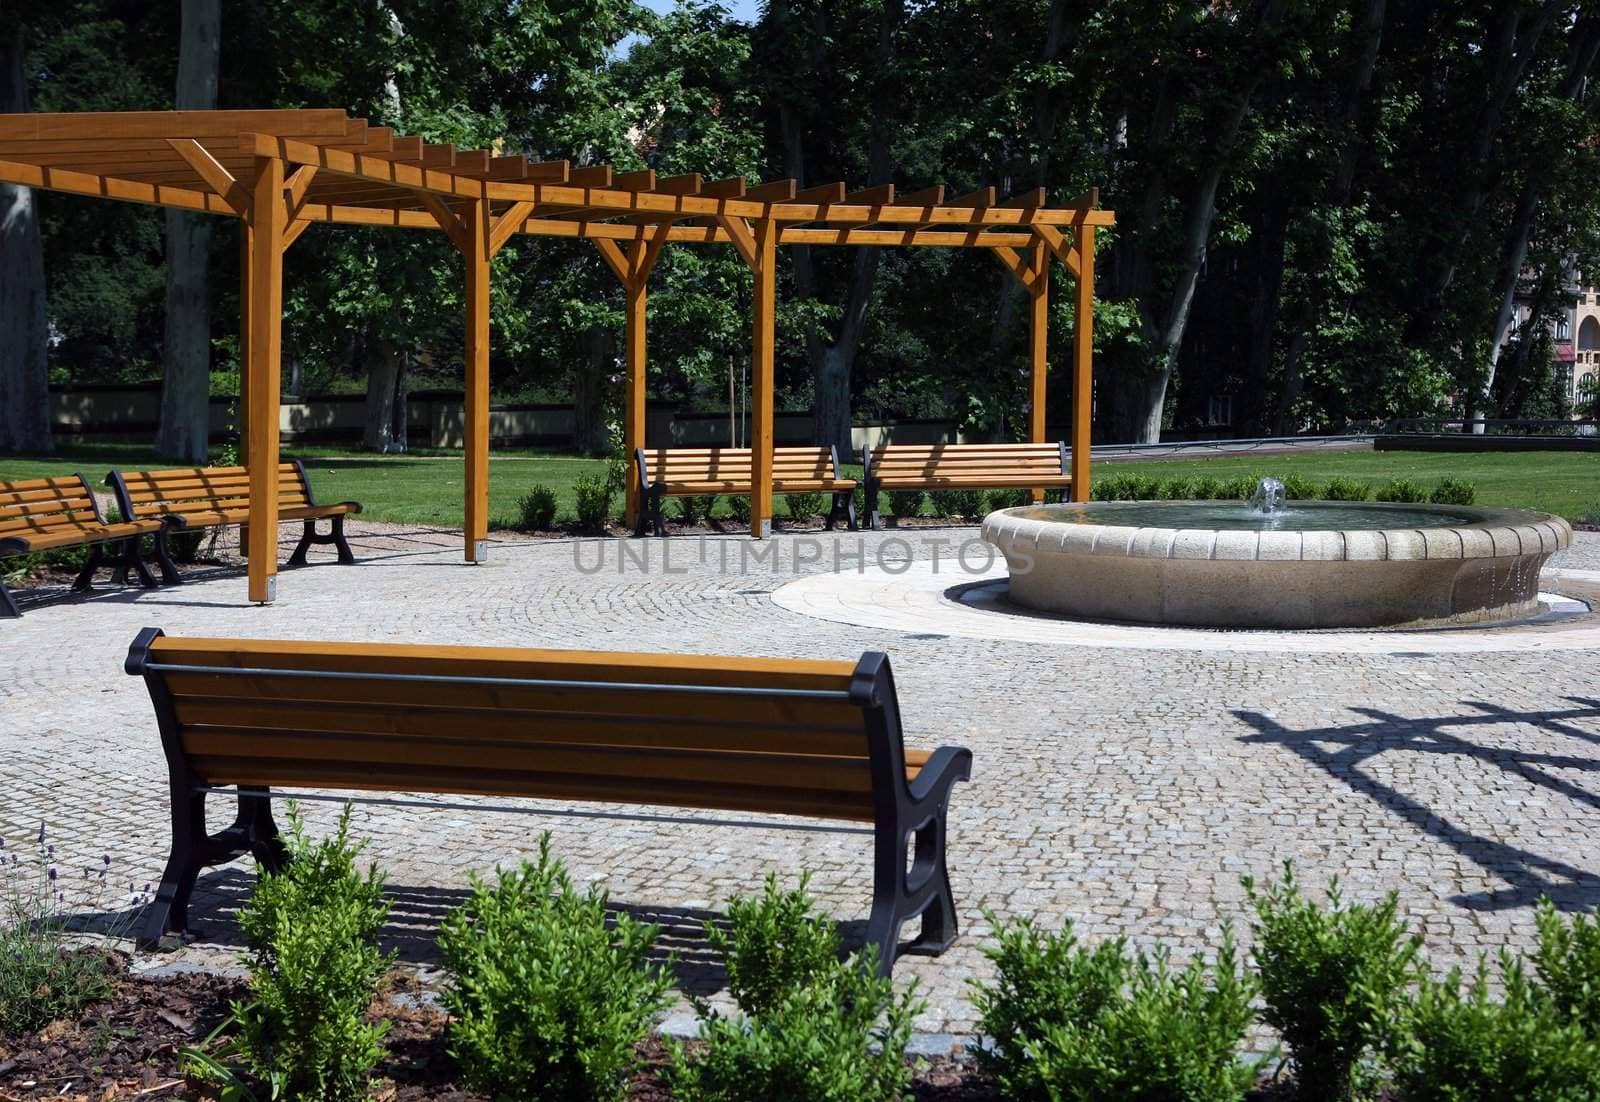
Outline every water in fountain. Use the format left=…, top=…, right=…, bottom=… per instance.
left=1248, top=477, right=1286, bottom=515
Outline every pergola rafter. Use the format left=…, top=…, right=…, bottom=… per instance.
left=0, top=108, right=1112, bottom=601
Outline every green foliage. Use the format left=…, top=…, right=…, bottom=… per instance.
left=0, top=827, right=128, bottom=1036
left=888, top=490, right=926, bottom=517
left=987, top=488, right=1029, bottom=512
left=573, top=475, right=613, bottom=531
left=1281, top=474, right=1318, bottom=500
left=784, top=492, right=825, bottom=521
left=1532, top=899, right=1600, bottom=1035
left=676, top=494, right=718, bottom=526
left=1220, top=476, right=1261, bottom=501
left=974, top=913, right=1263, bottom=1102
left=517, top=484, right=559, bottom=530
left=1321, top=477, right=1373, bottom=502
left=438, top=835, right=671, bottom=1102
left=1189, top=477, right=1227, bottom=500
left=1125, top=474, right=1164, bottom=501
left=706, top=873, right=840, bottom=1019
left=1375, top=479, right=1429, bottom=503
left=1158, top=477, right=1196, bottom=500
left=1245, top=864, right=1422, bottom=1101
left=928, top=489, right=986, bottom=518
left=1428, top=478, right=1476, bottom=506
left=233, top=804, right=392, bottom=1102
left=1090, top=474, right=1132, bottom=501
left=727, top=495, right=752, bottom=525
left=1391, top=955, right=1600, bottom=1102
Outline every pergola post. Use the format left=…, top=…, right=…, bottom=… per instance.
left=750, top=218, right=778, bottom=538
left=1070, top=223, right=1096, bottom=501
left=1027, top=237, right=1050, bottom=503
left=238, top=221, right=253, bottom=460
left=595, top=228, right=669, bottom=533
left=464, top=199, right=491, bottom=563
left=245, top=154, right=284, bottom=604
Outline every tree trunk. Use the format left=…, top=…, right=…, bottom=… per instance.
left=0, top=21, right=51, bottom=454
left=571, top=327, right=612, bottom=455
left=156, top=0, right=221, bottom=463
left=362, top=332, right=407, bottom=452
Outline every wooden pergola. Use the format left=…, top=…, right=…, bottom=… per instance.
left=0, top=109, right=1114, bottom=604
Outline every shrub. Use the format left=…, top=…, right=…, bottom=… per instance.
left=987, top=488, right=1029, bottom=512
left=1281, top=474, right=1318, bottom=500
left=1321, top=477, right=1372, bottom=502
left=233, top=803, right=392, bottom=1101
left=1391, top=956, right=1600, bottom=1101
left=1245, top=864, right=1422, bottom=1101
left=666, top=947, right=921, bottom=1102
left=439, top=835, right=671, bottom=1102
left=517, top=484, right=558, bottom=531
left=1091, top=474, right=1135, bottom=501
left=1532, top=898, right=1600, bottom=1034
left=727, top=495, right=752, bottom=525
left=574, top=475, right=613, bottom=531
left=888, top=490, right=926, bottom=517
left=928, top=489, right=986, bottom=518
left=1375, top=479, right=1428, bottom=503
left=677, top=494, right=718, bottom=526
left=707, top=873, right=840, bottom=1018
left=974, top=914, right=1263, bottom=1102
left=1124, top=474, right=1162, bottom=500
left=1429, top=477, right=1476, bottom=506
left=1220, top=475, right=1260, bottom=500
left=0, top=826, right=133, bottom=1036
left=785, top=492, right=825, bottom=521
left=1159, top=477, right=1197, bottom=500
left=1191, top=477, right=1227, bottom=500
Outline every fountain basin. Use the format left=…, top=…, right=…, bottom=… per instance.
left=979, top=500, right=1573, bottom=629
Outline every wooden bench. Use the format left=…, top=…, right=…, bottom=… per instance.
left=634, top=446, right=858, bottom=536
left=0, top=476, right=170, bottom=617
left=861, top=442, right=1073, bottom=528
left=110, top=461, right=361, bottom=568
left=125, top=628, right=971, bottom=975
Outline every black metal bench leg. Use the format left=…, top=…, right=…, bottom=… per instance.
left=152, top=528, right=183, bottom=586
left=865, top=479, right=882, bottom=531
left=651, top=488, right=667, bottom=538
left=112, top=537, right=158, bottom=589
left=846, top=491, right=859, bottom=531
left=232, top=786, right=288, bottom=872
left=0, top=578, right=18, bottom=618
left=904, top=813, right=959, bottom=956
left=825, top=493, right=842, bottom=531
left=330, top=515, right=355, bottom=564
left=289, top=520, right=315, bottom=566
left=71, top=544, right=104, bottom=591
left=140, top=788, right=211, bottom=946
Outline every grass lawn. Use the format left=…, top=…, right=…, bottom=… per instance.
left=1, top=443, right=1595, bottom=528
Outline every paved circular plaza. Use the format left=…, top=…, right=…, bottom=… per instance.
left=4, top=521, right=1598, bottom=1038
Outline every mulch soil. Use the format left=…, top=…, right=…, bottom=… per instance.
left=1, top=967, right=1306, bottom=1101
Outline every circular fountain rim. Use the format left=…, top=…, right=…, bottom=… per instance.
left=982, top=500, right=1571, bottom=564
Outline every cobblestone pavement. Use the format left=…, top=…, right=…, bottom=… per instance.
left=3, top=521, right=1598, bottom=1039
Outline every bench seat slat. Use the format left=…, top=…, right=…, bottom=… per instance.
left=7, top=519, right=163, bottom=552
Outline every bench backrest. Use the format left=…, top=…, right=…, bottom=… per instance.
left=639, top=446, right=843, bottom=484
left=113, top=462, right=314, bottom=522
left=126, top=629, right=909, bottom=824
left=0, top=475, right=105, bottom=548
left=865, top=442, right=1067, bottom=478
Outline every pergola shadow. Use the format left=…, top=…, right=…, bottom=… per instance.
left=1235, top=697, right=1600, bottom=912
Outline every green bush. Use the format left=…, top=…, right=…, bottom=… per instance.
left=973, top=914, right=1263, bottom=1102
left=1220, top=475, right=1260, bottom=500
left=1091, top=474, right=1134, bottom=501
left=0, top=827, right=128, bottom=1036
left=928, top=489, right=986, bottom=518
left=987, top=488, right=1029, bottom=512
left=785, top=492, right=825, bottom=521
left=1191, top=477, right=1228, bottom=500
left=728, top=495, right=752, bottom=525
left=1391, top=955, right=1600, bottom=1101
left=1532, top=898, right=1600, bottom=1034
left=1429, top=477, right=1476, bottom=506
left=439, top=835, right=671, bottom=1102
left=676, top=494, right=718, bottom=526
left=574, top=475, right=613, bottom=531
left=707, top=873, right=840, bottom=1018
left=1281, top=474, right=1318, bottom=500
left=1245, top=864, right=1422, bottom=1101
left=887, top=490, right=925, bottom=517
left=233, top=803, right=392, bottom=1102
left=1321, top=477, right=1372, bottom=502
left=1159, top=477, right=1197, bottom=500
left=517, top=484, right=559, bottom=530
left=1124, top=474, right=1163, bottom=500
left=1375, top=479, right=1428, bottom=503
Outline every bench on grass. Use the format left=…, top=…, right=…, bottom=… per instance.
left=0, top=476, right=171, bottom=617
left=110, top=461, right=361, bottom=568
left=634, top=446, right=858, bottom=536
left=861, top=442, right=1073, bottom=528
left=125, top=628, right=971, bottom=975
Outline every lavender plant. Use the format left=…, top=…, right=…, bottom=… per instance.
left=0, top=823, right=145, bottom=1035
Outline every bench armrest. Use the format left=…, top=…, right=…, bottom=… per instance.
left=907, top=744, right=972, bottom=804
